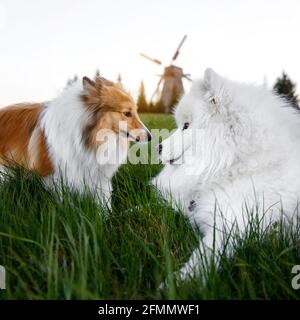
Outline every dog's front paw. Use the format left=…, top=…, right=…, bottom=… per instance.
left=158, top=280, right=167, bottom=291
left=158, top=269, right=191, bottom=292
left=158, top=261, right=206, bottom=291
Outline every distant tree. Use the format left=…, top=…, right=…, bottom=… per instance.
left=148, top=101, right=155, bottom=111
left=273, top=71, right=299, bottom=108
left=153, top=99, right=164, bottom=113
left=116, top=74, right=123, bottom=89
left=117, top=74, right=122, bottom=84
left=95, top=69, right=100, bottom=78
left=137, top=81, right=148, bottom=111
left=66, top=74, right=78, bottom=87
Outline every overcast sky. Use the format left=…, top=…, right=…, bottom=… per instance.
left=0, top=0, right=299, bottom=105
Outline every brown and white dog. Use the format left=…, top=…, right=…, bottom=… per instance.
left=0, top=76, right=151, bottom=206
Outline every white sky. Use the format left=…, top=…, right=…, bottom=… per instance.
left=0, top=0, right=299, bottom=105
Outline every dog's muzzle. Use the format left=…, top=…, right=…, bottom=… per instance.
left=128, top=128, right=152, bottom=143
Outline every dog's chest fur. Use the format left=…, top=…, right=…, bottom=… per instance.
left=40, top=82, right=128, bottom=194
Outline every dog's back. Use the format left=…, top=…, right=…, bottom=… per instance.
left=0, top=103, right=53, bottom=175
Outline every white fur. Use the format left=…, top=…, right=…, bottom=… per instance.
left=153, top=68, right=300, bottom=280
left=40, top=81, right=128, bottom=207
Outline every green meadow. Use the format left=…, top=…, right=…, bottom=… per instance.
left=0, top=113, right=299, bottom=299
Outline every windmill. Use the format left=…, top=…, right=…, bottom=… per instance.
left=140, top=35, right=191, bottom=113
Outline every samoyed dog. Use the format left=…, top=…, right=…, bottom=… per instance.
left=152, top=68, right=300, bottom=281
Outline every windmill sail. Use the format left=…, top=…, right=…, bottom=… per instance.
left=140, top=53, right=162, bottom=65
left=140, top=35, right=190, bottom=113
left=171, top=34, right=187, bottom=63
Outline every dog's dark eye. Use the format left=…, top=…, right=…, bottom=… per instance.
left=123, top=111, right=132, bottom=117
left=182, top=122, right=190, bottom=130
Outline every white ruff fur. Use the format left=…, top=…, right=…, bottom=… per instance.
left=40, top=81, right=128, bottom=206
left=153, top=68, right=300, bottom=281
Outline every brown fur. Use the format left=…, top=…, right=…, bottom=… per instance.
left=0, top=76, right=147, bottom=177
left=0, top=103, right=53, bottom=176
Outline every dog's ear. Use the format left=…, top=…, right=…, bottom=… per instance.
left=83, top=76, right=96, bottom=91
left=94, top=76, right=106, bottom=91
left=82, top=76, right=102, bottom=105
left=204, top=68, right=222, bottom=88
left=204, top=68, right=227, bottom=95
left=203, top=68, right=230, bottom=111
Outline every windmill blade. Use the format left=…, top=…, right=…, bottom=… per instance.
left=140, top=53, right=162, bottom=65
left=151, top=77, right=163, bottom=101
left=171, top=35, right=187, bottom=63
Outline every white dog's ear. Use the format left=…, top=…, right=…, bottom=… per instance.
left=204, top=68, right=227, bottom=95
left=204, top=68, right=222, bottom=87
left=203, top=68, right=230, bottom=111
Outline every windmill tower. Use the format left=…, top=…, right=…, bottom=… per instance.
left=141, top=35, right=191, bottom=112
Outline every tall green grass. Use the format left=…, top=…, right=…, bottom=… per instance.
left=0, top=113, right=299, bottom=299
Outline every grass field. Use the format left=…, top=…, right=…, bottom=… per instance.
left=0, top=113, right=300, bottom=299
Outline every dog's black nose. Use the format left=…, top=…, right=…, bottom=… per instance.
left=158, top=144, right=162, bottom=154
left=147, top=131, right=152, bottom=142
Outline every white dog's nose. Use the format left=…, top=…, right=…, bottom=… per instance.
left=157, top=144, right=163, bottom=155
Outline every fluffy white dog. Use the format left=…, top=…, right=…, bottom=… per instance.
left=153, top=68, right=300, bottom=281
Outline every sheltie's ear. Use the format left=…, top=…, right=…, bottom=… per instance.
left=94, top=76, right=105, bottom=91
left=83, top=76, right=96, bottom=91
left=81, top=76, right=102, bottom=105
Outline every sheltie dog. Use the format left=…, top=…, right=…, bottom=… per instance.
left=0, top=76, right=151, bottom=206
left=153, top=68, right=300, bottom=281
